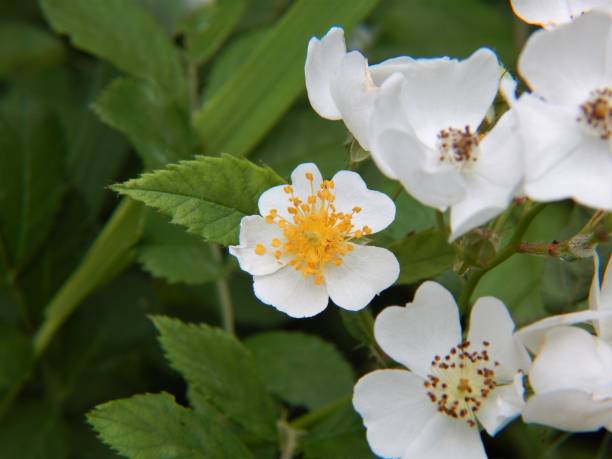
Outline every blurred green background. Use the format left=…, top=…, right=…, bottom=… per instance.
left=0, top=0, right=608, bottom=458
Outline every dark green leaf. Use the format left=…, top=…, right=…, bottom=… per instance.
left=88, top=392, right=253, bottom=459
left=245, top=331, right=354, bottom=409
left=0, top=326, right=32, bottom=394
left=112, top=155, right=284, bottom=246
left=153, top=316, right=278, bottom=439
left=390, top=229, right=456, bottom=285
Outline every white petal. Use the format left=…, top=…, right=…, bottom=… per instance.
left=477, top=374, right=525, bottom=437
left=253, top=266, right=328, bottom=318
left=468, top=297, right=531, bottom=380
left=330, top=51, right=377, bottom=150
left=524, top=135, right=612, bottom=210
left=516, top=309, right=612, bottom=353
left=352, top=369, right=438, bottom=458
left=330, top=170, right=396, bottom=233
left=522, top=389, right=612, bottom=432
left=590, top=254, right=612, bottom=341
left=402, top=413, right=487, bottom=459
left=500, top=72, right=518, bottom=106
left=510, top=0, right=612, bottom=27
left=374, top=129, right=466, bottom=210
left=399, top=48, right=500, bottom=147
left=305, top=27, right=346, bottom=119
left=229, top=216, right=286, bottom=275
left=290, top=162, right=324, bottom=202
left=324, top=244, right=399, bottom=312
left=374, top=281, right=461, bottom=377
left=529, top=326, right=612, bottom=395
left=518, top=10, right=612, bottom=106
left=369, top=56, right=418, bottom=85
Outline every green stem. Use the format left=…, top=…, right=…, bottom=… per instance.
left=539, top=432, right=571, bottom=458
left=210, top=244, right=235, bottom=335
left=33, top=198, right=144, bottom=357
left=391, top=184, right=403, bottom=202
left=290, top=395, right=351, bottom=430
left=596, top=432, right=610, bottom=459
left=458, top=203, right=545, bottom=313
left=435, top=210, right=448, bottom=237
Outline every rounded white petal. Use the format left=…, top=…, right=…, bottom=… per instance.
left=330, top=51, right=377, bottom=150
left=402, top=412, right=487, bottom=459
left=399, top=48, right=500, bottom=147
left=330, top=170, right=396, bottom=233
left=324, top=244, right=399, bottom=311
left=352, top=369, right=438, bottom=458
left=374, top=281, right=461, bottom=377
left=524, top=136, right=612, bottom=210
left=510, top=0, right=612, bottom=28
left=529, top=326, right=612, bottom=396
left=522, top=389, right=612, bottom=432
left=468, top=297, right=531, bottom=380
left=518, top=10, right=612, bottom=106
left=369, top=55, right=418, bottom=84
left=229, top=216, right=287, bottom=275
left=253, top=266, right=328, bottom=318
left=375, top=129, right=466, bottom=210
left=290, top=162, right=323, bottom=201
left=305, top=27, right=346, bottom=119
left=477, top=374, right=525, bottom=437
left=590, top=254, right=612, bottom=341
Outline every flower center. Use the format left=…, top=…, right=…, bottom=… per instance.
left=423, top=340, right=499, bottom=428
left=437, top=126, right=480, bottom=171
left=256, top=173, right=372, bottom=284
left=578, top=87, right=612, bottom=141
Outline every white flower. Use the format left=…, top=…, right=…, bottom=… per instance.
left=515, top=10, right=612, bottom=210
left=304, top=26, right=418, bottom=170
left=229, top=163, right=399, bottom=318
left=353, top=282, right=530, bottom=459
left=369, top=48, right=524, bottom=240
left=510, top=0, right=612, bottom=28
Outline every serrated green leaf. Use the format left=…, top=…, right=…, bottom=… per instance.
left=0, top=22, right=65, bottom=76
left=183, top=0, right=247, bottom=65
left=88, top=392, right=253, bottom=459
left=194, top=0, right=379, bottom=156
left=94, top=78, right=197, bottom=170
left=390, top=229, right=456, bottom=285
left=112, top=155, right=284, bottom=246
left=0, top=91, right=65, bottom=268
left=40, top=0, right=186, bottom=98
left=244, top=331, right=354, bottom=410
left=152, top=316, right=278, bottom=439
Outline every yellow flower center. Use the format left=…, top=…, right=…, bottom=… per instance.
left=578, top=87, right=612, bottom=142
left=255, top=173, right=372, bottom=284
left=424, top=340, right=499, bottom=428
left=437, top=126, right=481, bottom=171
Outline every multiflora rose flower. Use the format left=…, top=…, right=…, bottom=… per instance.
left=515, top=10, right=612, bottom=210
left=510, top=0, right=612, bottom=28
left=368, top=48, right=524, bottom=240
left=229, top=163, right=399, bottom=318
left=353, top=282, right=530, bottom=459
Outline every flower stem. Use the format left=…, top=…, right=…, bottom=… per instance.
left=289, top=395, right=352, bottom=430
left=435, top=210, right=448, bottom=237
left=458, top=203, right=546, bottom=313
left=391, top=184, right=403, bottom=201
left=210, top=244, right=235, bottom=335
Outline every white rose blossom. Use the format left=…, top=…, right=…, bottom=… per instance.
left=510, top=0, right=612, bottom=28
left=229, top=163, right=399, bottom=318
left=368, top=48, right=524, bottom=240
left=515, top=10, right=612, bottom=210
left=515, top=255, right=612, bottom=432
left=353, top=282, right=530, bottom=459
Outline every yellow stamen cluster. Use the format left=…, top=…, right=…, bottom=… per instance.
left=255, top=173, right=372, bottom=284
left=423, top=340, right=499, bottom=428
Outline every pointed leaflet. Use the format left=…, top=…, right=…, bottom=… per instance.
left=153, top=316, right=278, bottom=439
left=88, top=392, right=254, bottom=459
left=40, top=0, right=185, bottom=98
left=112, top=155, right=284, bottom=246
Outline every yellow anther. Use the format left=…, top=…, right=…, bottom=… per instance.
left=354, top=230, right=363, bottom=238
left=308, top=195, right=317, bottom=204
left=271, top=238, right=281, bottom=248
left=314, top=274, right=324, bottom=285
left=352, top=206, right=362, bottom=213
left=265, top=215, right=275, bottom=224
left=301, top=204, right=310, bottom=212
left=255, top=244, right=266, bottom=255
left=283, top=185, right=293, bottom=194
left=288, top=207, right=297, bottom=214
left=363, top=226, right=372, bottom=235
left=274, top=250, right=282, bottom=259
left=305, top=172, right=314, bottom=181
left=333, top=258, right=343, bottom=266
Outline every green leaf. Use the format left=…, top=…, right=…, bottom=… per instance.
left=88, top=392, right=253, bottom=459
left=138, top=212, right=224, bottom=285
left=40, top=0, right=185, bottom=98
left=0, top=22, right=65, bottom=76
left=0, top=402, right=68, bottom=459
left=0, top=326, right=33, bottom=394
left=153, top=316, right=278, bottom=439
left=390, top=229, right=456, bottom=285
left=244, top=331, right=354, bottom=410
left=183, top=0, right=247, bottom=65
left=0, top=91, right=65, bottom=268
left=93, top=78, right=197, bottom=170
left=194, top=0, right=379, bottom=156
left=112, top=155, right=284, bottom=246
